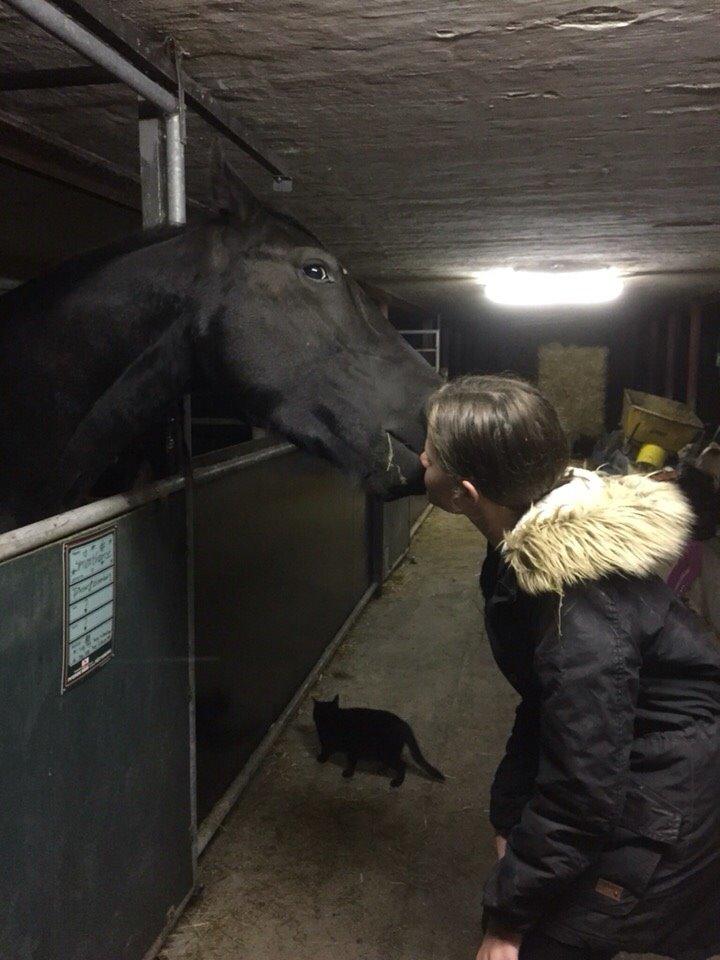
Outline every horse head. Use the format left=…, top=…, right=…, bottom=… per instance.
left=0, top=158, right=441, bottom=530
left=191, top=157, right=441, bottom=498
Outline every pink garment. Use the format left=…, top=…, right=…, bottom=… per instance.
left=666, top=539, right=703, bottom=597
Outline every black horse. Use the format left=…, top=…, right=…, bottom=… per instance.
left=0, top=161, right=440, bottom=532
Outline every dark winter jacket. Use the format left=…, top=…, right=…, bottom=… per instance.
left=480, top=470, right=720, bottom=960
left=677, top=462, right=720, bottom=541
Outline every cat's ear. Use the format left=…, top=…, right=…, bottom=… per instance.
left=333, top=694, right=340, bottom=705
left=312, top=697, right=317, bottom=704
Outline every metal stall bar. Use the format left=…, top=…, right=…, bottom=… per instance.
left=4, top=0, right=179, bottom=113
left=399, top=328, right=441, bottom=372
left=34, top=0, right=292, bottom=186
left=182, top=397, right=198, bottom=888
left=0, top=476, right=185, bottom=565
left=4, top=0, right=187, bottom=224
left=0, top=442, right=325, bottom=564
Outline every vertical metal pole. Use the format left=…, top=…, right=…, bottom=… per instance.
left=139, top=84, right=192, bottom=874
left=138, top=101, right=166, bottom=228
left=165, top=112, right=186, bottom=226
left=665, top=312, right=678, bottom=400
left=182, top=395, right=198, bottom=886
left=139, top=107, right=186, bottom=228
left=687, top=303, right=702, bottom=411
left=436, top=314, right=442, bottom=373
left=367, top=495, right=384, bottom=597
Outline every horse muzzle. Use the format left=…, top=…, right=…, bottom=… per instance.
left=365, top=432, right=426, bottom=500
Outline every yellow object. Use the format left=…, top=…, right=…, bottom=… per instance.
left=636, top=443, right=667, bottom=469
left=621, top=390, right=702, bottom=454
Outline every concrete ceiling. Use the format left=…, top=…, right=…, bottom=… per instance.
left=1, top=1, right=719, bottom=314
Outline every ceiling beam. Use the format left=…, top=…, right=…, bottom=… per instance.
left=0, top=64, right=116, bottom=90
left=34, top=0, right=291, bottom=184
left=0, top=107, right=140, bottom=208
left=0, top=107, right=208, bottom=216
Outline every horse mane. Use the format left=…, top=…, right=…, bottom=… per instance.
left=0, top=224, right=188, bottom=313
left=0, top=205, right=324, bottom=317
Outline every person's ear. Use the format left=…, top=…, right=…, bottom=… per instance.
left=460, top=479, right=481, bottom=503
left=447, top=479, right=479, bottom=515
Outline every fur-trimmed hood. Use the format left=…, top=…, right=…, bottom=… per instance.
left=502, top=469, right=693, bottom=595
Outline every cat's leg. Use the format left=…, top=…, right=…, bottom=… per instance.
left=390, top=759, right=406, bottom=788
left=317, top=747, right=331, bottom=763
left=342, top=754, right=358, bottom=779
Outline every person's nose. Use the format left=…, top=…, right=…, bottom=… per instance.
left=420, top=450, right=429, bottom=469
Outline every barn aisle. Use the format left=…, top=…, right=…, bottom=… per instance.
left=159, top=509, right=657, bottom=960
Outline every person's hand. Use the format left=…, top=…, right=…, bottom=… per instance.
left=475, top=928, right=522, bottom=960
left=495, top=834, right=507, bottom=860
left=650, top=467, right=677, bottom=482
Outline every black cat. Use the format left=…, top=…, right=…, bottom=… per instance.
left=312, top=695, right=445, bottom=788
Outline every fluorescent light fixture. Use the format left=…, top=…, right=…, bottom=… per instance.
left=476, top=267, right=623, bottom=306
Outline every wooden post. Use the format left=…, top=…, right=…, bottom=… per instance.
left=687, top=303, right=702, bottom=411
left=665, top=312, right=678, bottom=400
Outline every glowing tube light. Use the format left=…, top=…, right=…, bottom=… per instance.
left=476, top=268, right=624, bottom=306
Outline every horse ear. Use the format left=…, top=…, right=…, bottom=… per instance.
left=210, top=141, right=261, bottom=222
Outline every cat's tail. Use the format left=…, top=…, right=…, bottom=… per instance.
left=404, top=727, right=445, bottom=782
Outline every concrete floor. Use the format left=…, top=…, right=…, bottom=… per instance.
left=159, top=510, right=665, bottom=960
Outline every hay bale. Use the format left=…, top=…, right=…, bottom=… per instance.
left=537, top=343, right=608, bottom=443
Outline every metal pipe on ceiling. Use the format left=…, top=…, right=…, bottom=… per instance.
left=7, top=0, right=291, bottom=185
left=4, top=0, right=179, bottom=114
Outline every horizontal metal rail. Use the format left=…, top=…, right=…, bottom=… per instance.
left=4, top=0, right=179, bottom=114
left=0, top=105, right=147, bottom=210
left=399, top=327, right=441, bottom=372
left=193, top=442, right=296, bottom=487
left=397, top=329, right=439, bottom=336
left=0, top=441, right=298, bottom=563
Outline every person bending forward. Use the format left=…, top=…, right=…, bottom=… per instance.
left=421, top=375, right=720, bottom=960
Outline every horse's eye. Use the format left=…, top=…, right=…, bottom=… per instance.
left=302, top=263, right=331, bottom=282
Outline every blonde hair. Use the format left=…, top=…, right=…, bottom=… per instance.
left=426, top=375, right=569, bottom=509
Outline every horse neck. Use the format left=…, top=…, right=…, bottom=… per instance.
left=0, top=273, right=194, bottom=496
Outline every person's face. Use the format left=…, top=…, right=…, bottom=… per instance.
left=421, top=436, right=521, bottom=543
left=420, top=439, right=461, bottom=513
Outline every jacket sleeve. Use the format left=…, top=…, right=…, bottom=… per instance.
left=482, top=585, right=641, bottom=933
left=489, top=696, right=541, bottom=837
